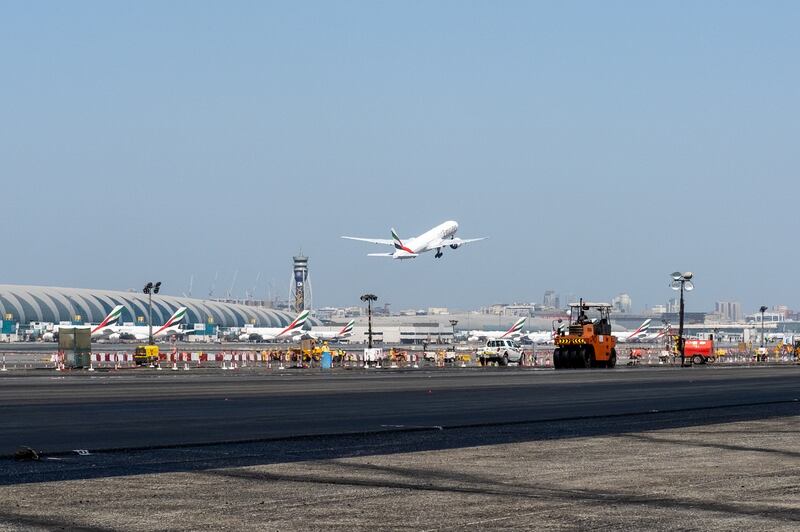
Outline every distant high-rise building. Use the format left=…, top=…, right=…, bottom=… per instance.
left=667, top=298, right=679, bottom=313
left=611, top=293, right=632, bottom=313
left=543, top=290, right=557, bottom=308
left=714, top=301, right=742, bottom=322
left=773, top=305, right=791, bottom=318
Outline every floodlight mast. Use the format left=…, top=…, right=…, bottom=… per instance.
left=360, top=294, right=378, bottom=349
left=143, top=281, right=162, bottom=345
left=669, top=272, right=694, bottom=365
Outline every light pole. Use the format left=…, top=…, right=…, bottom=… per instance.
left=670, top=272, right=694, bottom=366
left=449, top=319, right=458, bottom=344
left=360, top=293, right=377, bottom=349
left=759, top=305, right=768, bottom=350
left=143, top=281, right=162, bottom=345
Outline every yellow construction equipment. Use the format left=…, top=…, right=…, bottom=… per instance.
left=134, top=345, right=159, bottom=366
left=553, top=300, right=617, bottom=369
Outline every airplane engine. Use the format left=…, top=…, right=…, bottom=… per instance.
left=41, top=332, right=55, bottom=342
left=450, top=243, right=461, bottom=249
left=108, top=333, right=121, bottom=342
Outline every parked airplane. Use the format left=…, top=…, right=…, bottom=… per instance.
left=107, top=307, right=188, bottom=341
left=41, top=305, right=125, bottom=342
left=238, top=310, right=310, bottom=342
left=613, top=319, right=653, bottom=343
left=527, top=329, right=558, bottom=344
left=294, top=319, right=355, bottom=342
left=468, top=317, right=527, bottom=342
left=342, top=220, right=486, bottom=259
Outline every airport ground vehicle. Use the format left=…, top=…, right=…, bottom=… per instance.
left=134, top=345, right=160, bottom=366
left=684, top=339, right=715, bottom=364
left=477, top=339, right=524, bottom=366
left=553, top=301, right=617, bottom=369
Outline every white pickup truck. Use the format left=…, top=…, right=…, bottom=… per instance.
left=477, top=339, right=525, bottom=366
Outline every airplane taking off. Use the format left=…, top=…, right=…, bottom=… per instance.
left=107, top=307, right=188, bottom=341
left=294, top=319, right=355, bottom=342
left=342, top=220, right=486, bottom=259
left=41, top=305, right=125, bottom=341
left=468, top=317, right=527, bottom=342
left=612, top=319, right=652, bottom=343
left=238, top=310, right=310, bottom=342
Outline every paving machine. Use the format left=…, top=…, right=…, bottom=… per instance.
left=553, top=300, right=617, bottom=369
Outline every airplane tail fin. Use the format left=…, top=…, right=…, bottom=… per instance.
left=391, top=228, right=403, bottom=250
left=152, top=307, right=188, bottom=336
left=502, top=317, right=527, bottom=337
left=339, top=319, right=355, bottom=336
left=92, top=304, right=125, bottom=333
left=279, top=310, right=310, bottom=336
left=165, top=307, right=188, bottom=327
left=631, top=318, right=652, bottom=337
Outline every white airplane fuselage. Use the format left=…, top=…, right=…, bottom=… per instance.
left=108, top=324, right=184, bottom=341
left=527, top=331, right=557, bottom=344
left=398, top=221, right=459, bottom=257
left=239, top=326, right=294, bottom=342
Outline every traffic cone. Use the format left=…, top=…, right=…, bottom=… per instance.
left=184, top=361, right=190, bottom=370
left=88, top=359, right=95, bottom=372
left=1, top=355, right=7, bottom=372
left=172, top=360, right=178, bottom=371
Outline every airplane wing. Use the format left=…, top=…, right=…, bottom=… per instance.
left=367, top=253, right=395, bottom=257
left=341, top=236, right=396, bottom=246
left=427, top=237, right=487, bottom=250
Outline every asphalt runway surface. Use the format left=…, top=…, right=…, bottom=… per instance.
left=1, top=366, right=798, bottom=530
left=1, top=366, right=797, bottom=460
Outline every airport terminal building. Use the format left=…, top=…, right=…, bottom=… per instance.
left=0, top=285, right=305, bottom=328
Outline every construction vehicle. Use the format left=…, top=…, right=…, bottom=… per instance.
left=553, top=300, right=617, bottom=369
left=683, top=339, right=715, bottom=364
left=134, top=345, right=160, bottom=366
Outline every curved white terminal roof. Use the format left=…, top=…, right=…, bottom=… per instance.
left=0, top=285, right=312, bottom=328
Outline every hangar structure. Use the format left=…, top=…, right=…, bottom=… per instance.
left=0, top=285, right=310, bottom=328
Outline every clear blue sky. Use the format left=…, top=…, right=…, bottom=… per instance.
left=2, top=1, right=798, bottom=314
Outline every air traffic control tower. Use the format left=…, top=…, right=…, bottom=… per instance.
left=292, top=255, right=311, bottom=313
